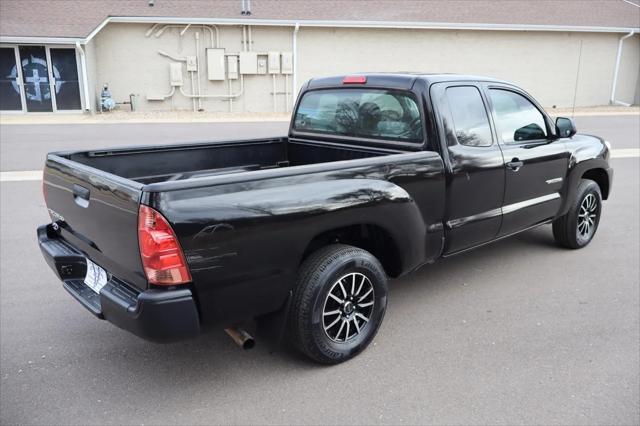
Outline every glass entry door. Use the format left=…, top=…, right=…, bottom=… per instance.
left=50, top=48, right=82, bottom=110
left=0, top=45, right=82, bottom=112
left=0, top=47, right=23, bottom=110
left=19, top=46, right=53, bottom=112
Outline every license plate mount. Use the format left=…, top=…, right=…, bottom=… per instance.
left=84, top=258, right=108, bottom=294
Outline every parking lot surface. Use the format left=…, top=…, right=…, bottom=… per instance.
left=0, top=116, right=638, bottom=425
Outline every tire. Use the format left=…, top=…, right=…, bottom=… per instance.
left=288, top=244, right=388, bottom=364
left=553, top=179, right=602, bottom=249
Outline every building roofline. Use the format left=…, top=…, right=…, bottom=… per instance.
left=1, top=16, right=639, bottom=45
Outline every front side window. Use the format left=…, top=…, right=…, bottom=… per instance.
left=445, top=86, right=493, bottom=147
left=489, top=89, right=547, bottom=143
left=293, top=89, right=423, bottom=143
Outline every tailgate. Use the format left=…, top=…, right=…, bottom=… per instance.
left=43, top=154, right=147, bottom=290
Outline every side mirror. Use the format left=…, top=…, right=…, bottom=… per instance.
left=556, top=117, right=577, bottom=138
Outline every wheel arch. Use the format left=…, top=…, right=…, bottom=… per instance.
left=581, top=168, right=610, bottom=200
left=558, top=158, right=611, bottom=216
left=300, top=223, right=404, bottom=278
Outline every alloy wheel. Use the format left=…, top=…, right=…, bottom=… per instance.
left=322, top=273, right=375, bottom=342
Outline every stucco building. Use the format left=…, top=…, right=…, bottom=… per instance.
left=0, top=0, right=638, bottom=114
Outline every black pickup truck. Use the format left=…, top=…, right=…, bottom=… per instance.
left=39, top=73, right=613, bottom=364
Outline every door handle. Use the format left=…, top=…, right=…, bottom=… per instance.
left=73, top=184, right=90, bottom=208
left=506, top=158, right=524, bottom=172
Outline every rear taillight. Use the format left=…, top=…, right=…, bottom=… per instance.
left=138, top=205, right=192, bottom=286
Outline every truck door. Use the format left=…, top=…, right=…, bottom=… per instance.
left=483, top=85, right=570, bottom=237
left=430, top=83, right=505, bottom=254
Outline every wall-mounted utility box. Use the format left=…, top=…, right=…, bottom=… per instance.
left=268, top=52, right=280, bottom=74
left=206, top=48, right=225, bottom=80
left=257, top=57, right=267, bottom=75
left=169, top=62, right=183, bottom=86
left=239, top=51, right=258, bottom=74
left=227, top=55, right=239, bottom=80
left=186, top=56, right=197, bottom=72
left=281, top=52, right=293, bottom=74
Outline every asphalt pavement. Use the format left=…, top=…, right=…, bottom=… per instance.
left=0, top=116, right=638, bottom=425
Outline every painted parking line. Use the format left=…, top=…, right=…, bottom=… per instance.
left=1, top=149, right=638, bottom=182
left=610, top=148, right=640, bottom=158
left=0, top=170, right=42, bottom=182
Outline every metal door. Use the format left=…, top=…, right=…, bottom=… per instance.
left=484, top=84, right=570, bottom=236
left=430, top=82, right=506, bottom=254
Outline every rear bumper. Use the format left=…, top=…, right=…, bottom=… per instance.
left=37, top=224, right=200, bottom=343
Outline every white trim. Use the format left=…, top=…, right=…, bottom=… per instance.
left=1, top=17, right=639, bottom=45
left=621, top=0, right=640, bottom=8
left=610, top=30, right=636, bottom=105
left=75, top=42, right=91, bottom=112
left=44, top=46, right=58, bottom=111
left=292, top=23, right=300, bottom=108
left=101, top=17, right=640, bottom=35
left=0, top=36, right=84, bottom=44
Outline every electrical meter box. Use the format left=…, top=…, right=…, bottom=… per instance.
left=206, top=48, right=225, bottom=81
left=186, top=56, right=197, bottom=72
left=257, top=57, right=267, bottom=75
left=281, top=52, right=293, bottom=75
left=268, top=52, right=280, bottom=74
left=169, top=62, right=183, bottom=86
left=239, top=51, right=258, bottom=74
left=227, top=56, right=239, bottom=80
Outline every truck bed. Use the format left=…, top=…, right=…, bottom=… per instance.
left=63, top=138, right=399, bottom=185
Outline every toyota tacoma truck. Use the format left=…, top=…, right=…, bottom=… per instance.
left=38, top=74, right=613, bottom=364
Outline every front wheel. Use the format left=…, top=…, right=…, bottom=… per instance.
left=288, top=244, right=388, bottom=364
left=553, top=179, right=602, bottom=249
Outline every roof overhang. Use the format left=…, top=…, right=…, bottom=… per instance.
left=0, top=36, right=84, bottom=45
left=1, top=16, right=639, bottom=45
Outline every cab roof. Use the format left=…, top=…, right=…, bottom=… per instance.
left=306, top=73, right=514, bottom=90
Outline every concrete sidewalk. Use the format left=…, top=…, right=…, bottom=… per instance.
left=0, top=106, right=638, bottom=125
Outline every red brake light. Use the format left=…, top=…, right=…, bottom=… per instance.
left=138, top=205, right=192, bottom=285
left=342, top=75, right=367, bottom=84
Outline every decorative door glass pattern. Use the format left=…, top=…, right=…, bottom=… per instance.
left=18, top=46, right=52, bottom=112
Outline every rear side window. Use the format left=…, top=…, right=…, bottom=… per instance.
left=445, top=86, right=493, bottom=147
left=293, top=89, right=423, bottom=143
left=489, top=89, right=548, bottom=143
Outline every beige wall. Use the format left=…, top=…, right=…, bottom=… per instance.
left=89, top=23, right=639, bottom=112
left=297, top=28, right=639, bottom=108
left=93, top=23, right=293, bottom=113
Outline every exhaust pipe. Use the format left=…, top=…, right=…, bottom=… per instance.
left=224, top=326, right=255, bottom=350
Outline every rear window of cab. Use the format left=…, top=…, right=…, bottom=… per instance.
left=293, top=89, right=423, bottom=143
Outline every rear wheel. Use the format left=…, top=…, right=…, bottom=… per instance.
left=553, top=179, right=602, bottom=249
left=288, top=244, right=388, bottom=364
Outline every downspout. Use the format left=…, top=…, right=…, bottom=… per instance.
left=292, top=22, right=300, bottom=109
left=195, top=32, right=202, bottom=110
left=610, top=30, right=635, bottom=106
left=75, top=42, right=91, bottom=112
left=242, top=26, right=247, bottom=51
